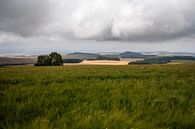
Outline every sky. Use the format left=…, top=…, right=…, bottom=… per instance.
left=0, top=0, right=195, bottom=54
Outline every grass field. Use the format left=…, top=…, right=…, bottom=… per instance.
left=0, top=64, right=195, bottom=129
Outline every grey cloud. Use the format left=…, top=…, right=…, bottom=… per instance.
left=0, top=0, right=51, bottom=36
left=69, top=0, right=195, bottom=42
left=0, top=0, right=195, bottom=42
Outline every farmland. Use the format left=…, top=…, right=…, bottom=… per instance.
left=0, top=64, right=195, bottom=129
left=64, top=58, right=144, bottom=65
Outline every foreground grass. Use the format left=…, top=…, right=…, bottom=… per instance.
left=0, top=64, right=195, bottom=129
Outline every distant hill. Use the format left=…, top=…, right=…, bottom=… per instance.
left=119, top=51, right=146, bottom=58
left=63, top=51, right=151, bottom=59
left=63, top=52, right=99, bottom=60
left=142, top=51, right=195, bottom=57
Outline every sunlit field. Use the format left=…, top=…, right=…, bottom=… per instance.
left=0, top=64, right=195, bottom=129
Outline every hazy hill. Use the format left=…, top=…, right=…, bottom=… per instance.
left=142, top=51, right=195, bottom=57
left=63, top=51, right=150, bottom=59
left=119, top=51, right=146, bottom=58
left=63, top=52, right=99, bottom=60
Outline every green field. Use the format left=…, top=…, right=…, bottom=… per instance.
left=0, top=64, right=195, bottom=129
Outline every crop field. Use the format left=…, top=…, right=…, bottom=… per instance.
left=63, top=58, right=144, bottom=66
left=0, top=64, right=195, bottom=129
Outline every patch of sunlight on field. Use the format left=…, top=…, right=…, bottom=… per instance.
left=64, top=58, right=144, bottom=65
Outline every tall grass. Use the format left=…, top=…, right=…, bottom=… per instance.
left=0, top=64, right=195, bottom=129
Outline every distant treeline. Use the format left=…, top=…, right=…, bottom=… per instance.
left=129, top=56, right=195, bottom=64
left=86, top=55, right=120, bottom=61
left=96, top=55, right=120, bottom=61
left=63, top=55, right=120, bottom=63
left=0, top=63, right=32, bottom=67
left=63, top=59, right=83, bottom=63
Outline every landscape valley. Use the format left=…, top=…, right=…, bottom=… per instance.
left=1, top=1, right=195, bottom=129
left=1, top=51, right=195, bottom=66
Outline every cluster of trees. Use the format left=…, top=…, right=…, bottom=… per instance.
left=96, top=55, right=120, bottom=61
left=35, top=52, right=63, bottom=66
left=129, top=58, right=170, bottom=64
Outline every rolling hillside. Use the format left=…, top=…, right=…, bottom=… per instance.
left=0, top=57, right=36, bottom=66
left=63, top=52, right=99, bottom=60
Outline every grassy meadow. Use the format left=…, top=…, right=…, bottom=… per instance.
left=0, top=64, right=195, bottom=129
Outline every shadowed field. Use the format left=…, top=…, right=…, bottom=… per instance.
left=0, top=64, right=195, bottom=129
left=0, top=57, right=36, bottom=66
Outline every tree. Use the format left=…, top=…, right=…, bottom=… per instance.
left=49, top=52, right=63, bottom=66
left=35, top=55, right=51, bottom=66
left=34, top=52, right=63, bottom=66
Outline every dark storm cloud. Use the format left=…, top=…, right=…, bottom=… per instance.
left=0, top=0, right=195, bottom=42
left=0, top=0, right=50, bottom=36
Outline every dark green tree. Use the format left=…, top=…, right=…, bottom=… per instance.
left=35, top=52, right=63, bottom=66
left=35, top=55, right=51, bottom=66
left=49, top=52, right=63, bottom=66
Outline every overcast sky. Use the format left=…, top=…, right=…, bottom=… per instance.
left=0, top=0, right=195, bottom=54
